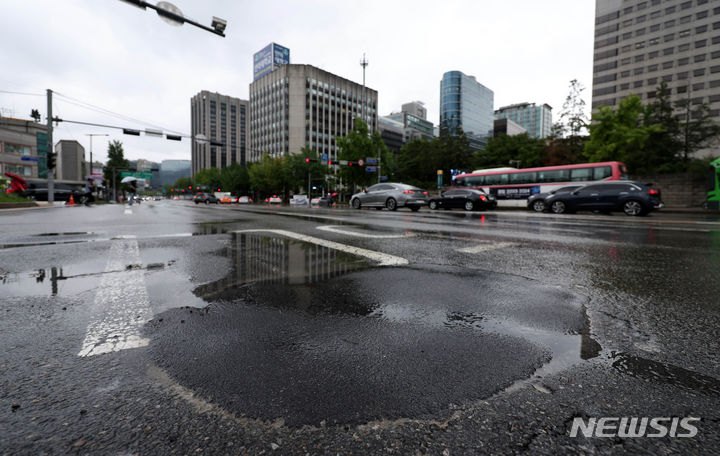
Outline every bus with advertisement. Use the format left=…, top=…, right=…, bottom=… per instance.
left=452, top=161, right=629, bottom=207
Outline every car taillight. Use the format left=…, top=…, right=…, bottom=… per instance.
left=480, top=195, right=486, bottom=201
left=403, top=190, right=415, bottom=194
left=422, top=191, right=428, bottom=195
left=648, top=188, right=659, bottom=195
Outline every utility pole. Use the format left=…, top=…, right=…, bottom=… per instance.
left=46, top=89, right=54, bottom=203
left=86, top=133, right=108, bottom=177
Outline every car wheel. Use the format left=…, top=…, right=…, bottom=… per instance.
left=464, top=200, right=475, bottom=211
left=351, top=198, right=361, bottom=209
left=623, top=200, right=646, bottom=216
left=551, top=200, right=567, bottom=214
left=386, top=198, right=397, bottom=211
left=429, top=200, right=438, bottom=210
left=531, top=200, right=546, bottom=212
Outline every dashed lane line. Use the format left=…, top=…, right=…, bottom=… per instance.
left=456, top=241, right=518, bottom=254
left=233, top=229, right=408, bottom=266
left=77, top=235, right=151, bottom=357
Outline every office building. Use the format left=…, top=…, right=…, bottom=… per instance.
left=493, top=118, right=528, bottom=137
left=191, top=91, right=249, bottom=176
left=378, top=117, right=405, bottom=155
left=248, top=64, right=378, bottom=162
left=385, top=101, right=435, bottom=141
left=592, top=0, right=720, bottom=125
left=439, top=71, right=494, bottom=150
left=0, top=117, right=47, bottom=179
left=55, top=140, right=86, bottom=182
left=158, top=159, right=191, bottom=187
left=494, top=102, right=553, bottom=138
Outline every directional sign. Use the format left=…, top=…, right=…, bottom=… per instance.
left=321, top=153, right=329, bottom=161
left=121, top=171, right=152, bottom=180
left=21, top=157, right=40, bottom=162
left=339, top=160, right=349, bottom=165
left=357, top=159, right=364, bottom=166
left=380, top=176, right=388, bottom=181
left=365, top=158, right=377, bottom=165
left=365, top=167, right=377, bottom=172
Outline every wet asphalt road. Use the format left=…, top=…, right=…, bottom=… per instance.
left=1, top=200, right=719, bottom=455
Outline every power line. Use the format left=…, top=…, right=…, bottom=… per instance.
left=0, top=90, right=45, bottom=97
left=54, top=91, right=186, bottom=135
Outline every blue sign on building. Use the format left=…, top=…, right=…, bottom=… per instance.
left=253, top=43, right=290, bottom=81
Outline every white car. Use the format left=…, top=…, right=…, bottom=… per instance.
left=290, top=194, right=309, bottom=206
left=265, top=195, right=282, bottom=204
left=237, top=196, right=253, bottom=204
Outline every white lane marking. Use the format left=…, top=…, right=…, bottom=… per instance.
left=124, top=208, right=132, bottom=215
left=77, top=235, right=151, bottom=357
left=456, top=242, right=518, bottom=254
left=316, top=225, right=412, bottom=239
left=233, top=229, right=408, bottom=266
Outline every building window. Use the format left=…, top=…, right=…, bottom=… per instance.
left=678, top=57, right=690, bottom=65
left=648, top=64, right=659, bottom=72
left=649, top=50, right=660, bottom=59
left=650, top=24, right=661, bottom=32
left=636, top=15, right=646, bottom=23
left=697, top=25, right=708, bottom=34
left=680, top=1, right=692, bottom=10
left=664, top=61, right=674, bottom=69
left=665, top=6, right=676, bottom=15
left=635, top=54, right=645, bottom=62
left=664, top=47, right=674, bottom=55
left=679, top=43, right=691, bottom=51
left=677, top=71, right=689, bottom=80
left=679, top=15, right=691, bottom=24
left=693, top=83, right=705, bottom=91
left=694, top=68, right=706, bottom=77
left=664, top=33, right=675, bottom=42
left=634, top=80, right=644, bottom=88
left=647, top=77, right=658, bottom=85
left=636, top=28, right=646, bottom=36
left=695, top=54, right=707, bottom=63
left=679, top=29, right=691, bottom=38
left=697, top=11, right=709, bottom=20
left=696, top=40, right=707, bottom=48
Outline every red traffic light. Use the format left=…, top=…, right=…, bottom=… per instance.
left=188, top=186, right=192, bottom=189
left=328, top=160, right=333, bottom=165
left=305, top=158, right=310, bottom=163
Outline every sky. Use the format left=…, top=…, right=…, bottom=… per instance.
left=0, top=0, right=596, bottom=165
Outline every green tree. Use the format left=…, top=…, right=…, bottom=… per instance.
left=173, top=176, right=193, bottom=190
left=248, top=154, right=286, bottom=196
left=437, top=126, right=473, bottom=181
left=396, top=138, right=441, bottom=189
left=584, top=94, right=663, bottom=172
left=103, top=140, right=130, bottom=185
left=675, top=97, right=720, bottom=161
left=337, top=117, right=390, bottom=190
left=284, top=147, right=327, bottom=195
left=194, top=167, right=222, bottom=190
left=474, top=133, right=545, bottom=169
left=554, top=79, right=589, bottom=161
left=219, top=163, right=250, bottom=194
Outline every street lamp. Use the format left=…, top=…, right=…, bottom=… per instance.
left=119, top=0, right=227, bottom=37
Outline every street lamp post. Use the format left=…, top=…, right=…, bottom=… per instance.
left=119, top=0, right=227, bottom=37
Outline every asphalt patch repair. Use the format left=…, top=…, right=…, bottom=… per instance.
left=145, top=258, right=589, bottom=426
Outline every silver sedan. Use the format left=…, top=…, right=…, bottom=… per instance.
left=350, top=183, right=428, bottom=211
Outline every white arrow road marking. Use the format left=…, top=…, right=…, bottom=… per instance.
left=233, top=229, right=409, bottom=266
left=456, top=241, right=518, bottom=254
left=77, top=235, right=151, bottom=357
left=124, top=208, right=132, bottom=215
left=316, top=225, right=412, bottom=239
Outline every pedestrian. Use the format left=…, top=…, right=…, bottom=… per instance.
left=128, top=180, right=137, bottom=206
left=83, top=179, right=95, bottom=205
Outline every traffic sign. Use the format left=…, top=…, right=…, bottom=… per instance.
left=365, top=167, right=377, bottom=172
left=21, top=157, right=40, bottom=162
left=365, top=158, right=377, bottom=165
left=321, top=153, right=328, bottom=161
left=357, top=159, right=364, bottom=166
left=339, top=160, right=348, bottom=165
left=121, top=171, right=152, bottom=180
left=380, top=176, right=388, bottom=181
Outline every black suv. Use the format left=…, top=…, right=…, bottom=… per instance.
left=428, top=188, right=497, bottom=211
left=193, top=193, right=219, bottom=204
left=544, top=182, right=663, bottom=216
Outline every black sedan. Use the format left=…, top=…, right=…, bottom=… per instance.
left=428, top=188, right=496, bottom=211
left=193, top=193, right=219, bottom=204
left=526, top=185, right=581, bottom=212
left=544, top=181, right=663, bottom=216
left=21, top=182, right=84, bottom=202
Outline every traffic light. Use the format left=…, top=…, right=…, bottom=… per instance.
left=46, top=151, right=56, bottom=170
left=305, top=157, right=318, bottom=163
left=328, top=160, right=333, bottom=165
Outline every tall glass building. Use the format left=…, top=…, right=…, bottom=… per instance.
left=440, top=71, right=494, bottom=150
left=494, top=102, right=553, bottom=139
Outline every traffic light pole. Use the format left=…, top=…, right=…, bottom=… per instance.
left=46, top=89, right=54, bottom=203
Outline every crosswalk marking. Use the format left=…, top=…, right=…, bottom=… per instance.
left=77, top=235, right=151, bottom=357
left=456, top=242, right=518, bottom=254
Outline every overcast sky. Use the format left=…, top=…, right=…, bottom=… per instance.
left=0, top=0, right=595, bottom=165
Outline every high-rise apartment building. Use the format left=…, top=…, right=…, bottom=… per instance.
left=494, top=102, right=553, bottom=138
left=248, top=64, right=378, bottom=162
left=439, top=71, right=494, bottom=150
left=190, top=91, right=248, bottom=176
left=592, top=0, right=720, bottom=125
